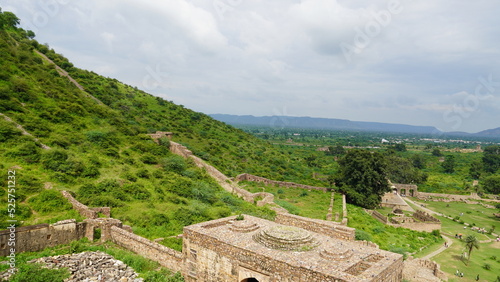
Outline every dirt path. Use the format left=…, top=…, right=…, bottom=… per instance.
left=422, top=235, right=453, bottom=260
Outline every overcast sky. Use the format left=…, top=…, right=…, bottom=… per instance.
left=2, top=0, right=500, bottom=133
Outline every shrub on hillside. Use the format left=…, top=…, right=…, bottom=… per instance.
left=161, top=155, right=186, bottom=173
left=355, top=230, right=372, bottom=241
left=123, top=183, right=152, bottom=200
left=7, top=142, right=42, bottom=163
left=28, top=190, right=72, bottom=213
left=0, top=119, right=22, bottom=142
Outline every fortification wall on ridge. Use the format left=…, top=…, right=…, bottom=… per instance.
left=61, top=191, right=98, bottom=219
left=168, top=141, right=275, bottom=207
left=235, top=173, right=329, bottom=192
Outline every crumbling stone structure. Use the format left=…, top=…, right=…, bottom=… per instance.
left=61, top=191, right=110, bottom=219
left=275, top=213, right=355, bottom=241
left=182, top=215, right=403, bottom=281
left=391, top=183, right=418, bottom=197
left=0, top=219, right=86, bottom=257
left=147, top=131, right=173, bottom=143
left=235, top=173, right=329, bottom=192
left=110, top=226, right=183, bottom=273
left=416, top=192, right=480, bottom=202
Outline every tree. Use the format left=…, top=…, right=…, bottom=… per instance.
left=432, top=148, right=442, bottom=157
left=441, top=155, right=455, bottom=173
left=327, top=144, right=345, bottom=156
left=394, top=143, right=407, bottom=152
left=411, top=154, right=426, bottom=169
left=385, top=155, right=428, bottom=184
left=464, top=235, right=479, bottom=266
left=0, top=10, right=20, bottom=29
left=482, top=145, right=500, bottom=173
left=482, top=175, right=500, bottom=194
left=335, top=149, right=390, bottom=209
left=469, top=160, right=483, bottom=179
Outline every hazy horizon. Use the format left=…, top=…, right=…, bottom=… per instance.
left=2, top=0, right=499, bottom=133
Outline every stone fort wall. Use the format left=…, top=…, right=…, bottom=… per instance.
left=61, top=191, right=110, bottom=219
left=110, top=226, right=183, bottom=273
left=0, top=219, right=86, bottom=257
left=275, top=213, right=355, bottom=241
left=169, top=141, right=276, bottom=207
left=417, top=192, right=480, bottom=201
left=235, top=173, right=329, bottom=192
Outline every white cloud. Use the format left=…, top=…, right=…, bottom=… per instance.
left=2, top=0, right=500, bottom=132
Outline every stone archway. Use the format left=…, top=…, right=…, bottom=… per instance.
left=241, top=278, right=259, bottom=282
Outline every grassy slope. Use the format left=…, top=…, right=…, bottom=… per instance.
left=0, top=20, right=280, bottom=247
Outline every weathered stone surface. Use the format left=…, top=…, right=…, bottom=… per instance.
left=27, top=251, right=143, bottom=282
left=183, top=215, right=403, bottom=282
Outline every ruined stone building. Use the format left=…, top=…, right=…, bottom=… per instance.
left=182, top=215, right=403, bottom=282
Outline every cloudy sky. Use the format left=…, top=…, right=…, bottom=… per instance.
left=2, top=0, right=500, bottom=133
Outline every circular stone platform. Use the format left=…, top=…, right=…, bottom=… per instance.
left=253, top=225, right=318, bottom=251
left=229, top=220, right=260, bottom=233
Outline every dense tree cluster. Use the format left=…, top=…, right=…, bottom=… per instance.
left=334, top=149, right=390, bottom=209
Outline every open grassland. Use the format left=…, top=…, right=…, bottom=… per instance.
left=432, top=240, right=500, bottom=282
left=411, top=199, right=499, bottom=239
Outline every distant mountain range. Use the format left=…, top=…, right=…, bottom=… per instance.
left=210, top=114, right=500, bottom=137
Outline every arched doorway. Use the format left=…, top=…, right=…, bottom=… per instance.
left=241, top=278, right=259, bottom=282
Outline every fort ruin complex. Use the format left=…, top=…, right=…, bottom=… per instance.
left=0, top=134, right=447, bottom=281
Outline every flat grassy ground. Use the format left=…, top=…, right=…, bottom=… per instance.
left=409, top=198, right=500, bottom=281
left=240, top=181, right=337, bottom=220
left=432, top=240, right=500, bottom=282
left=411, top=199, right=499, bottom=240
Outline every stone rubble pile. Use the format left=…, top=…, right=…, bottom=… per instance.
left=28, top=251, right=143, bottom=282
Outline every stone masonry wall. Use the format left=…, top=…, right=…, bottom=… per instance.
left=61, top=190, right=98, bottom=219
left=0, top=219, right=86, bottom=257
left=183, top=228, right=349, bottom=282
left=417, top=192, right=480, bottom=201
left=275, top=213, right=355, bottom=241
left=169, top=141, right=275, bottom=207
left=235, top=173, right=329, bottom=192
left=413, top=210, right=440, bottom=223
left=371, top=211, right=389, bottom=224
left=110, top=226, right=183, bottom=273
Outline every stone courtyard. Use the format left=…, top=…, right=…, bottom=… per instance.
left=182, top=215, right=403, bottom=282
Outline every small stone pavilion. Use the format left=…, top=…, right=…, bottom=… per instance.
left=182, top=215, right=403, bottom=282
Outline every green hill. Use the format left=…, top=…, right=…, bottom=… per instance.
left=0, top=9, right=329, bottom=247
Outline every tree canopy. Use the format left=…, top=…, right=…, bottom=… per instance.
left=482, top=145, right=500, bottom=173
left=334, top=149, right=390, bottom=209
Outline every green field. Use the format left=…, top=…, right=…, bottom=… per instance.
left=411, top=199, right=499, bottom=240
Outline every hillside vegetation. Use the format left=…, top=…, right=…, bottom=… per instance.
left=0, top=9, right=326, bottom=247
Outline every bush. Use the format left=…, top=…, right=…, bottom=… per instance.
left=123, top=183, right=151, bottom=200
left=87, top=195, right=124, bottom=207
left=162, top=155, right=186, bottom=173
left=0, top=119, right=22, bottom=142
left=355, top=230, right=372, bottom=241
left=28, top=190, right=72, bottom=213
left=140, top=153, right=158, bottom=164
